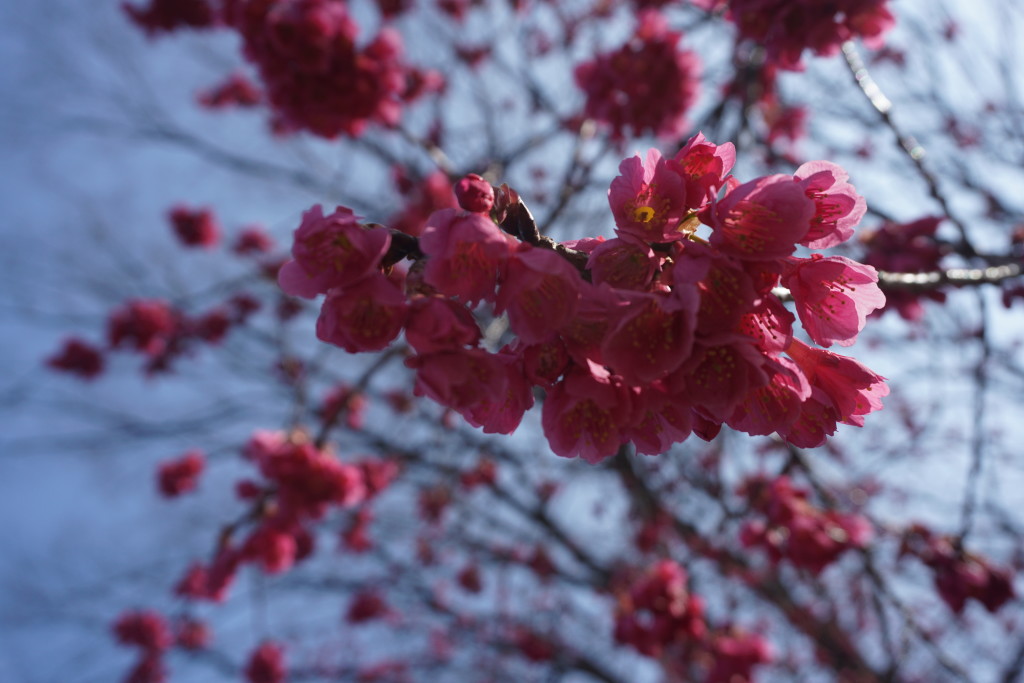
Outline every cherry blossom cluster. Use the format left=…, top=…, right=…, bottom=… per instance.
left=46, top=210, right=275, bottom=380
left=112, top=610, right=211, bottom=683
left=901, top=525, right=1016, bottom=615
left=222, top=0, right=441, bottom=138
left=112, top=610, right=171, bottom=683
left=695, top=0, right=895, bottom=70
left=613, top=560, right=772, bottom=682
left=279, top=133, right=888, bottom=461
left=739, top=475, right=871, bottom=574
left=59, top=295, right=247, bottom=375
left=573, top=10, right=700, bottom=140
left=173, top=430, right=396, bottom=601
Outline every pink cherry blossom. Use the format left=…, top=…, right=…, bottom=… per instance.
left=404, top=296, right=481, bottom=354
left=515, top=338, right=571, bottom=389
left=673, top=241, right=758, bottom=336
left=709, top=174, right=815, bottom=261
left=496, top=244, right=583, bottom=345
left=454, top=173, right=495, bottom=213
left=672, top=132, right=736, bottom=211
left=608, top=149, right=687, bottom=243
left=624, top=382, right=693, bottom=455
left=407, top=348, right=529, bottom=434
left=668, top=335, right=769, bottom=422
left=794, top=161, right=867, bottom=249
left=157, top=450, right=205, bottom=498
left=541, top=361, right=631, bottom=463
left=587, top=235, right=657, bottom=291
left=278, top=204, right=390, bottom=299
left=46, top=338, right=105, bottom=380
left=169, top=205, right=220, bottom=248
left=777, top=387, right=841, bottom=448
left=785, top=338, right=888, bottom=428
left=245, top=641, right=286, bottom=683
left=315, top=272, right=408, bottom=353
left=601, top=290, right=698, bottom=385
left=727, top=356, right=810, bottom=436
left=781, top=254, right=885, bottom=347
left=736, top=295, right=795, bottom=354
left=420, top=208, right=510, bottom=306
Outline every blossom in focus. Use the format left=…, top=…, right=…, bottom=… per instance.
left=278, top=205, right=390, bottom=299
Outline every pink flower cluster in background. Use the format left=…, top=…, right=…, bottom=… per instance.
left=223, top=0, right=440, bottom=137
left=739, top=475, right=871, bottom=573
left=614, top=560, right=773, bottom=680
left=697, top=0, right=895, bottom=70
left=574, top=11, right=700, bottom=140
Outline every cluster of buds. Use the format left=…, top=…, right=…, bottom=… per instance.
left=112, top=610, right=172, bottom=683
left=739, top=475, right=872, bottom=574
left=173, top=431, right=397, bottom=601
left=279, top=133, right=888, bottom=460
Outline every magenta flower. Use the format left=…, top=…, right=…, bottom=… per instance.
left=278, top=205, right=390, bottom=299
left=315, top=272, right=408, bottom=353
left=496, top=244, right=583, bottom=345
left=668, top=335, right=769, bottom=422
left=736, top=295, right=795, bottom=354
left=608, top=149, right=688, bottom=243
left=420, top=208, right=511, bottom=306
left=672, top=132, right=736, bottom=211
left=794, top=161, right=867, bottom=249
left=107, top=299, right=178, bottom=356
left=601, top=290, right=698, bottom=385
left=785, top=338, right=888, bottom=428
left=541, top=361, right=631, bottom=463
left=782, top=254, right=885, bottom=347
left=404, top=296, right=481, bottom=354
left=624, top=382, right=693, bottom=455
left=674, top=241, right=758, bottom=336
left=408, top=348, right=529, bottom=434
left=778, top=388, right=841, bottom=448
left=230, top=1, right=408, bottom=138
left=727, top=356, right=810, bottom=436
left=587, top=235, right=657, bottom=291
left=709, top=174, right=815, bottom=261
left=515, top=338, right=571, bottom=389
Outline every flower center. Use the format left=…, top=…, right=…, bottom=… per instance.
left=632, top=205, right=657, bottom=223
